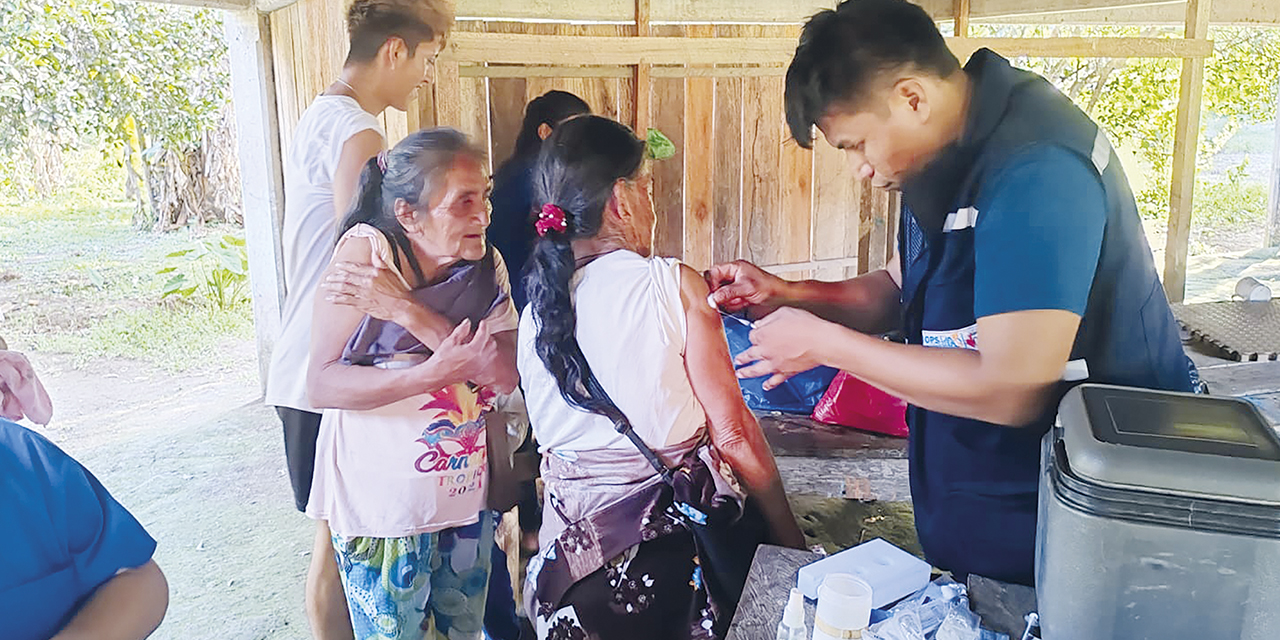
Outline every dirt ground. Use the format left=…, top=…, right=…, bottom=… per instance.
left=16, top=344, right=919, bottom=640
left=21, top=348, right=315, bottom=640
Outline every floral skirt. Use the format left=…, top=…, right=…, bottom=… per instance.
left=533, top=530, right=715, bottom=640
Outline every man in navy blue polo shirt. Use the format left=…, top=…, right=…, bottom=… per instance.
left=708, top=0, right=1195, bottom=585
left=0, top=349, right=169, bottom=640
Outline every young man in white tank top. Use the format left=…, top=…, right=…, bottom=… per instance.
left=262, top=2, right=451, bottom=637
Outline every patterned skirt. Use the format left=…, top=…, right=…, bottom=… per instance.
left=533, top=530, right=715, bottom=640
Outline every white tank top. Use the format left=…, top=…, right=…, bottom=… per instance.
left=265, top=95, right=384, bottom=412
left=517, top=251, right=704, bottom=455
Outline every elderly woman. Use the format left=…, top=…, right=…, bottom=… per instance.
left=305, top=128, right=519, bottom=640
left=518, top=115, right=806, bottom=640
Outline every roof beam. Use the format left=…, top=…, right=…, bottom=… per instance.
left=442, top=32, right=1214, bottom=66
left=445, top=0, right=1278, bottom=26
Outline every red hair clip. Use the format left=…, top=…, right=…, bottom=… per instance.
left=536, top=204, right=568, bottom=237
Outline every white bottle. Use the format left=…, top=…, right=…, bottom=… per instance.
left=776, top=587, right=808, bottom=640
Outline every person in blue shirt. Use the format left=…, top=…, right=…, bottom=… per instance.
left=487, top=90, right=591, bottom=311
left=0, top=349, right=169, bottom=640
left=707, top=0, right=1195, bottom=586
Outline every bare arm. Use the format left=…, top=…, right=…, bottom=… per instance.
left=52, top=560, right=168, bottom=640
left=740, top=307, right=1081, bottom=426
left=679, top=265, right=806, bottom=549
left=307, top=238, right=497, bottom=410
left=707, top=254, right=902, bottom=334
left=332, top=128, right=384, bottom=223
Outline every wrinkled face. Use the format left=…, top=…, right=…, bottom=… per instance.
left=389, top=36, right=442, bottom=111
left=406, top=156, right=491, bottom=264
left=816, top=96, right=937, bottom=191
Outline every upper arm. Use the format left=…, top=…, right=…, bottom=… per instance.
left=308, top=235, right=375, bottom=377
left=971, top=147, right=1104, bottom=392
left=61, top=455, right=156, bottom=590
left=974, top=146, right=1105, bottom=318
left=678, top=265, right=754, bottom=440
left=332, top=128, right=384, bottom=223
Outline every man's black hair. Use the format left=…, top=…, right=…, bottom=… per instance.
left=784, top=0, right=960, bottom=148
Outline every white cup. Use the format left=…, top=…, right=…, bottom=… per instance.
left=813, top=573, right=873, bottom=640
left=1235, top=276, right=1273, bottom=302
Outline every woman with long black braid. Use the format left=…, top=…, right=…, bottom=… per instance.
left=517, top=116, right=804, bottom=640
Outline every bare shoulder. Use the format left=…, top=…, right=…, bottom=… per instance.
left=677, top=263, right=712, bottom=308
left=330, top=227, right=376, bottom=267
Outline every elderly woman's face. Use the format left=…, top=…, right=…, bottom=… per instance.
left=407, top=157, right=492, bottom=264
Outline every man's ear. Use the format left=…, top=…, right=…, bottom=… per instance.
left=381, top=36, right=408, bottom=67
left=537, top=123, right=553, bottom=140
left=892, top=77, right=930, bottom=122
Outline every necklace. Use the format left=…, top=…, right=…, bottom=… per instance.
left=574, top=248, right=621, bottom=268
left=333, top=78, right=359, bottom=98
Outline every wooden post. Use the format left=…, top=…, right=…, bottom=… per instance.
left=434, top=59, right=462, bottom=129
left=954, top=0, right=971, bottom=37
left=1266, top=81, right=1280, bottom=248
left=225, top=9, right=287, bottom=389
left=1161, top=0, right=1212, bottom=303
left=634, top=0, right=652, bottom=133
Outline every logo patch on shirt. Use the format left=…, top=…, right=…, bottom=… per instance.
left=922, top=324, right=978, bottom=350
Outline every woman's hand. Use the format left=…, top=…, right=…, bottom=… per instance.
left=0, top=350, right=53, bottom=425
left=423, top=319, right=515, bottom=393
left=321, top=260, right=413, bottom=324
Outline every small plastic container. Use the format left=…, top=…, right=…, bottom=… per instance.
left=813, top=574, right=873, bottom=640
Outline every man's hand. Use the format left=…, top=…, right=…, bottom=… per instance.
left=321, top=260, right=413, bottom=324
left=705, top=260, right=789, bottom=318
left=0, top=350, right=53, bottom=425
left=733, top=308, right=838, bottom=390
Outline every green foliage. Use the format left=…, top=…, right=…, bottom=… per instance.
left=157, top=234, right=249, bottom=310
left=645, top=128, right=677, bottom=161
left=1193, top=160, right=1269, bottom=226
left=976, top=24, right=1280, bottom=225
left=0, top=0, right=229, bottom=154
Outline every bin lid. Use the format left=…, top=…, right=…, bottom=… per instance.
left=1056, top=385, right=1280, bottom=505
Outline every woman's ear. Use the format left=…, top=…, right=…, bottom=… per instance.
left=393, top=198, right=418, bottom=230
left=610, top=179, right=634, bottom=223
left=537, top=122, right=553, bottom=140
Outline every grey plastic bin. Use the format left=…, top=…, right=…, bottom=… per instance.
left=1036, top=384, right=1280, bottom=640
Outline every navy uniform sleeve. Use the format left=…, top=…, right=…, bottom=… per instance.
left=973, top=145, right=1106, bottom=319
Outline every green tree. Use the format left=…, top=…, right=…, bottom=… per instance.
left=975, top=24, right=1280, bottom=221
left=0, top=0, right=238, bottom=228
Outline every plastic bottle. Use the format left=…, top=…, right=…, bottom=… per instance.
left=776, top=587, right=808, bottom=640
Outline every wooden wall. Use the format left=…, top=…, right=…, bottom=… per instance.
left=268, top=3, right=898, bottom=280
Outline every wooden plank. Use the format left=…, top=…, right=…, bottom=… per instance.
left=442, top=33, right=1214, bottom=67
left=434, top=59, right=463, bottom=130
left=857, top=180, right=894, bottom=273
left=1268, top=82, right=1280, bottom=248
left=488, top=77, right=527, bottom=168
left=268, top=4, right=299, bottom=153
left=741, top=75, right=783, bottom=265
left=443, top=0, right=1280, bottom=26
left=457, top=76, right=490, bottom=168
left=459, top=65, right=790, bottom=79
left=652, top=74, right=685, bottom=259
left=711, top=73, right=743, bottom=264
left=680, top=24, right=715, bottom=271
left=954, top=0, right=972, bottom=36
left=811, top=139, right=857, bottom=280
left=226, top=9, right=288, bottom=388
left=684, top=74, right=715, bottom=271
left=1162, top=0, right=1213, bottom=303
left=780, top=135, right=814, bottom=266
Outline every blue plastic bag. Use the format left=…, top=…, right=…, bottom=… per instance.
left=721, top=313, right=838, bottom=414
